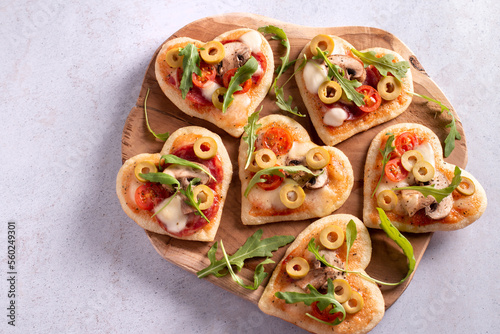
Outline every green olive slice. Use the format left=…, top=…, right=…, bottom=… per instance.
left=212, top=87, right=228, bottom=110
left=333, top=278, right=352, bottom=303
left=165, top=48, right=183, bottom=68
left=193, top=137, right=218, bottom=160
left=412, top=160, right=435, bottom=182
left=376, top=189, right=398, bottom=211
left=279, top=181, right=306, bottom=209
left=319, top=225, right=344, bottom=250
left=401, top=150, right=424, bottom=172
left=457, top=176, right=475, bottom=196
left=285, top=257, right=310, bottom=279
left=318, top=81, right=342, bottom=104
left=134, top=161, right=158, bottom=182
left=377, top=76, right=402, bottom=100
left=309, top=34, right=335, bottom=56
left=246, top=153, right=261, bottom=173
left=192, top=184, right=214, bottom=210
left=306, top=147, right=330, bottom=170
left=342, top=290, right=364, bottom=314
left=200, top=41, right=225, bottom=65
left=254, top=148, right=277, bottom=169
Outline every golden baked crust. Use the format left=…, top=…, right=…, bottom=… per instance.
left=238, top=114, right=353, bottom=225
left=155, top=29, right=274, bottom=137
left=295, top=36, right=413, bottom=146
left=258, top=214, right=385, bottom=334
left=363, top=123, right=487, bottom=232
left=116, top=126, right=232, bottom=241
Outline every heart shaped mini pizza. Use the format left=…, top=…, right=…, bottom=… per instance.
left=259, top=214, right=385, bottom=334
left=155, top=28, right=274, bottom=137
left=238, top=114, right=353, bottom=225
left=295, top=34, right=413, bottom=146
left=116, top=126, right=232, bottom=241
left=363, top=123, right=487, bottom=233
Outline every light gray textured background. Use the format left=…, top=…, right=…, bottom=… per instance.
left=1, top=1, right=498, bottom=333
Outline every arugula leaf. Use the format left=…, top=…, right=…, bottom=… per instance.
left=411, top=92, right=462, bottom=157
left=275, top=279, right=346, bottom=326
left=138, top=172, right=180, bottom=187
left=160, top=154, right=215, bottom=181
left=220, top=240, right=274, bottom=290
left=223, top=57, right=258, bottom=112
left=397, top=166, right=462, bottom=203
left=144, top=88, right=169, bottom=141
left=344, top=220, right=357, bottom=271
left=350, top=48, right=410, bottom=81
left=243, top=109, right=262, bottom=169
left=273, top=56, right=308, bottom=117
left=307, top=239, right=344, bottom=272
left=196, top=229, right=294, bottom=278
left=244, top=165, right=316, bottom=197
left=314, top=48, right=364, bottom=106
left=180, top=178, right=210, bottom=223
left=371, top=133, right=395, bottom=197
left=258, top=25, right=289, bottom=91
left=178, top=43, right=201, bottom=99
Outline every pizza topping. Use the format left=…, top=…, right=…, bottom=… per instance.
left=262, top=126, right=293, bottom=156
left=216, top=41, right=252, bottom=77
left=326, top=54, right=366, bottom=83
left=199, top=41, right=225, bottom=65
left=376, top=189, right=399, bottom=211
left=323, top=106, right=349, bottom=127
left=377, top=76, right=402, bottom=100
left=165, top=47, right=183, bottom=68
left=192, top=184, right=215, bottom=211
left=318, top=80, right=342, bottom=104
left=286, top=257, right=310, bottom=279
left=342, top=290, right=364, bottom=314
left=306, top=147, right=330, bottom=170
left=192, top=62, right=216, bottom=88
left=162, top=164, right=210, bottom=188
left=400, top=189, right=435, bottom=216
left=384, top=158, right=409, bottom=182
left=457, top=176, right=475, bottom=196
left=356, top=85, right=382, bottom=113
left=401, top=149, right=424, bottom=172
left=295, top=250, right=345, bottom=292
left=134, top=161, right=158, bottom=182
left=178, top=43, right=202, bottom=99
left=239, top=30, right=263, bottom=53
left=319, top=225, right=344, bottom=250
left=135, top=183, right=168, bottom=211
left=193, top=136, right=218, bottom=160
left=279, top=180, right=306, bottom=209
left=350, top=48, right=410, bottom=81
left=332, top=278, right=352, bottom=303
left=412, top=160, right=435, bottom=182
left=211, top=86, right=227, bottom=109
left=394, top=131, right=418, bottom=156
left=423, top=172, right=453, bottom=219
left=254, top=148, right=278, bottom=169
left=303, top=61, right=329, bottom=94
left=154, top=195, right=189, bottom=233
left=309, top=34, right=335, bottom=56
left=222, top=57, right=258, bottom=112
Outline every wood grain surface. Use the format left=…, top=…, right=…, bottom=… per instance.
left=120, top=13, right=467, bottom=309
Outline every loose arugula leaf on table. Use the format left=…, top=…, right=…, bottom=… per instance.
left=180, top=178, right=210, bottom=223
left=411, top=92, right=462, bottom=157
left=196, top=229, right=294, bottom=278
left=344, top=220, right=357, bottom=271
left=223, top=57, right=258, bottom=113
left=273, top=56, right=308, bottom=117
left=314, top=48, right=364, bottom=106
left=178, top=43, right=201, bottom=99
left=350, top=48, right=410, bottom=81
left=243, top=108, right=262, bottom=169
left=159, top=154, right=215, bottom=181
left=371, top=133, right=395, bottom=197
left=244, top=165, right=316, bottom=197
left=397, top=166, right=462, bottom=203
left=275, top=279, right=346, bottom=326
left=144, top=88, right=170, bottom=141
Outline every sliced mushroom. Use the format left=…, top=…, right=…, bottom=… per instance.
left=425, top=172, right=453, bottom=220
left=401, top=189, right=436, bottom=217
left=216, top=42, right=252, bottom=77
left=285, top=158, right=328, bottom=190
left=305, top=169, right=328, bottom=189
left=295, top=250, right=345, bottom=292
left=326, top=55, right=366, bottom=82
left=162, top=164, right=210, bottom=189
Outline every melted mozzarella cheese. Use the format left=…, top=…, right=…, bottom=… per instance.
left=200, top=81, right=221, bottom=102
left=239, top=30, right=262, bottom=53
left=248, top=186, right=285, bottom=211
left=323, top=107, right=348, bottom=127
left=416, top=141, right=435, bottom=168
left=303, top=61, right=329, bottom=94
left=154, top=195, right=188, bottom=233
left=287, top=141, right=315, bottom=160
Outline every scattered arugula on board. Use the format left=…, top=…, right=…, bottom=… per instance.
left=371, top=133, right=395, bottom=197
left=222, top=57, right=258, bottom=112
left=397, top=166, right=462, bottom=203
left=244, top=165, right=317, bottom=197
left=275, top=279, right=346, bottom=326
left=308, top=213, right=415, bottom=286
left=178, top=43, right=201, bottom=99
left=144, top=88, right=170, bottom=141
left=242, top=109, right=262, bottom=169
left=196, top=229, right=294, bottom=290
left=258, top=25, right=306, bottom=117
left=350, top=48, right=410, bottom=81
left=411, top=92, right=461, bottom=157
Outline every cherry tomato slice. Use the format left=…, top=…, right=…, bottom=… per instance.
left=310, top=302, right=342, bottom=323
left=134, top=183, right=167, bottom=211
left=395, top=132, right=418, bottom=156
left=262, top=127, right=293, bottom=156
left=256, top=173, right=283, bottom=191
left=222, top=68, right=252, bottom=94
left=192, top=63, right=216, bottom=88
left=356, top=85, right=382, bottom=113
left=384, top=158, right=409, bottom=182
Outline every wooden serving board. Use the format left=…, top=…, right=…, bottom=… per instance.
left=121, top=13, right=467, bottom=308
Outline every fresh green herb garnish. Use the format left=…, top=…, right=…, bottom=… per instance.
left=244, top=165, right=316, bottom=197
left=344, top=220, right=357, bottom=271
left=223, top=57, right=258, bottom=112
left=275, top=279, right=346, bottom=326
left=160, top=154, right=215, bottom=181
left=274, top=56, right=308, bottom=117
left=350, top=48, right=410, bottom=81
left=314, top=48, right=364, bottom=106
left=180, top=178, right=209, bottom=223
left=397, top=166, right=462, bottom=203
left=196, top=229, right=294, bottom=278
left=411, top=92, right=461, bottom=157
left=371, top=133, right=395, bottom=197
left=243, top=109, right=262, bottom=169
left=178, top=43, right=201, bottom=99
left=144, top=88, right=170, bottom=141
